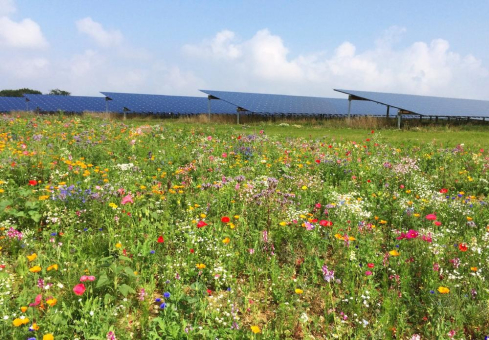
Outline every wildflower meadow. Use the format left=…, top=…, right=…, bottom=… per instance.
left=0, top=114, right=488, bottom=339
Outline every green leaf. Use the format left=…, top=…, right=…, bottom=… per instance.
left=124, top=266, right=136, bottom=278
left=118, top=284, right=135, bottom=297
left=96, top=273, right=110, bottom=288
left=118, top=255, right=132, bottom=263
left=28, top=210, right=42, bottom=222
left=0, top=199, right=13, bottom=212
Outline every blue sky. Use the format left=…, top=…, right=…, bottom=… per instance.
left=1, top=0, right=489, bottom=99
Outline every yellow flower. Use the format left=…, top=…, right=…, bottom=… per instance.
left=109, top=202, right=118, bottom=209
left=43, top=334, right=54, bottom=340
left=115, top=242, right=122, bottom=248
left=438, top=286, right=450, bottom=294
left=389, top=250, right=400, bottom=256
left=228, top=222, right=235, bottom=229
left=31, top=323, right=39, bottom=330
left=334, top=233, right=344, bottom=240
left=470, top=267, right=478, bottom=272
left=46, top=298, right=57, bottom=307
left=20, top=306, right=28, bottom=313
left=29, top=266, right=42, bottom=273
left=196, top=263, right=206, bottom=269
left=279, top=221, right=287, bottom=226
left=234, top=215, right=239, bottom=219
left=200, top=213, right=206, bottom=218
left=27, top=253, right=37, bottom=262
left=222, top=237, right=230, bottom=244
left=15, top=317, right=29, bottom=326
left=39, top=195, right=49, bottom=200
left=47, top=264, right=58, bottom=271
left=251, top=325, right=261, bottom=334
left=467, top=216, right=473, bottom=221
left=301, top=185, right=308, bottom=190
left=295, top=288, right=303, bottom=294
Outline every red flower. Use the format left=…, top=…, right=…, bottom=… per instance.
left=439, top=188, right=448, bottom=194
left=197, top=221, right=207, bottom=228
left=434, top=221, right=442, bottom=226
left=459, top=243, right=468, bottom=252
left=28, top=180, right=38, bottom=186
left=190, top=248, right=195, bottom=253
left=319, top=220, right=333, bottom=227
left=315, top=159, right=321, bottom=164
left=157, top=236, right=164, bottom=243
left=206, top=289, right=212, bottom=295
left=425, top=214, right=437, bottom=221
left=221, top=216, right=230, bottom=223
left=367, top=263, right=375, bottom=268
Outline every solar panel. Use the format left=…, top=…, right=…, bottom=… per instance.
left=334, top=89, right=489, bottom=118
left=24, top=94, right=119, bottom=113
left=201, top=90, right=344, bottom=115
left=0, top=97, right=27, bottom=112
left=100, top=92, right=238, bottom=114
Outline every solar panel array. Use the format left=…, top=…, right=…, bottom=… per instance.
left=24, top=94, right=122, bottom=113
left=0, top=97, right=27, bottom=112
left=334, top=89, right=489, bottom=118
left=200, top=89, right=390, bottom=116
left=101, top=92, right=237, bottom=114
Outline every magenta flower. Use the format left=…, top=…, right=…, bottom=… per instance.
left=425, top=214, right=437, bottom=221
left=29, top=294, right=42, bottom=307
left=406, top=229, right=419, bottom=239
left=365, top=271, right=373, bottom=276
left=121, top=194, right=133, bottom=205
left=73, top=283, right=86, bottom=296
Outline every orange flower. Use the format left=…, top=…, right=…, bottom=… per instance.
left=222, top=237, right=230, bottom=244
left=26, top=253, right=37, bottom=262
left=389, top=250, right=400, bottom=256
left=46, top=298, right=57, bottom=307
left=438, top=286, right=450, bottom=294
left=47, top=264, right=58, bottom=271
left=20, top=306, right=28, bottom=313
left=470, top=267, right=478, bottom=272
left=29, top=266, right=42, bottom=273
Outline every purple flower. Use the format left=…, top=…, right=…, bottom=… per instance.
left=159, top=302, right=167, bottom=309
left=322, top=265, right=335, bottom=283
left=163, top=292, right=170, bottom=298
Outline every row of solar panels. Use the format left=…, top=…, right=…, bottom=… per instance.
left=0, top=90, right=488, bottom=118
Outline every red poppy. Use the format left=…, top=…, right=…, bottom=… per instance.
left=206, top=289, right=212, bottom=295
left=221, top=216, right=230, bottom=223
left=28, top=180, right=38, bottom=186
left=367, top=263, right=375, bottom=268
left=315, top=159, right=321, bottom=164
left=425, top=214, right=437, bottom=221
left=459, top=243, right=468, bottom=252
left=434, top=221, right=442, bottom=226
left=190, top=248, right=195, bottom=253
left=197, top=221, right=207, bottom=228
left=157, top=236, right=164, bottom=243
left=319, top=220, right=333, bottom=227
left=439, top=188, right=448, bottom=194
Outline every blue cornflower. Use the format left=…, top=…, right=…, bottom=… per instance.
left=51, top=232, right=57, bottom=236
left=164, top=292, right=170, bottom=298
left=150, top=250, right=155, bottom=254
left=155, top=298, right=161, bottom=302
left=430, top=290, right=435, bottom=294
left=159, top=303, right=167, bottom=309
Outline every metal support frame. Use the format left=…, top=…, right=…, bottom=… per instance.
left=347, top=96, right=352, bottom=119
left=397, top=110, right=402, bottom=129
left=207, top=97, right=211, bottom=121
left=386, top=105, right=390, bottom=118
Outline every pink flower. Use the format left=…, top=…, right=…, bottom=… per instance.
left=434, top=221, right=442, bottom=226
left=73, top=283, right=86, bottom=296
left=29, top=294, right=42, bottom=307
left=365, top=271, right=373, bottom=276
left=406, top=229, right=419, bottom=239
left=222, top=153, right=227, bottom=158
left=121, top=194, right=133, bottom=205
left=80, top=276, right=96, bottom=282
left=425, top=214, right=437, bottom=221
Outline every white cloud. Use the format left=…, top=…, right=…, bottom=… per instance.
left=76, top=17, right=123, bottom=47
left=183, top=27, right=489, bottom=99
left=0, top=17, right=48, bottom=49
left=0, top=0, right=16, bottom=17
